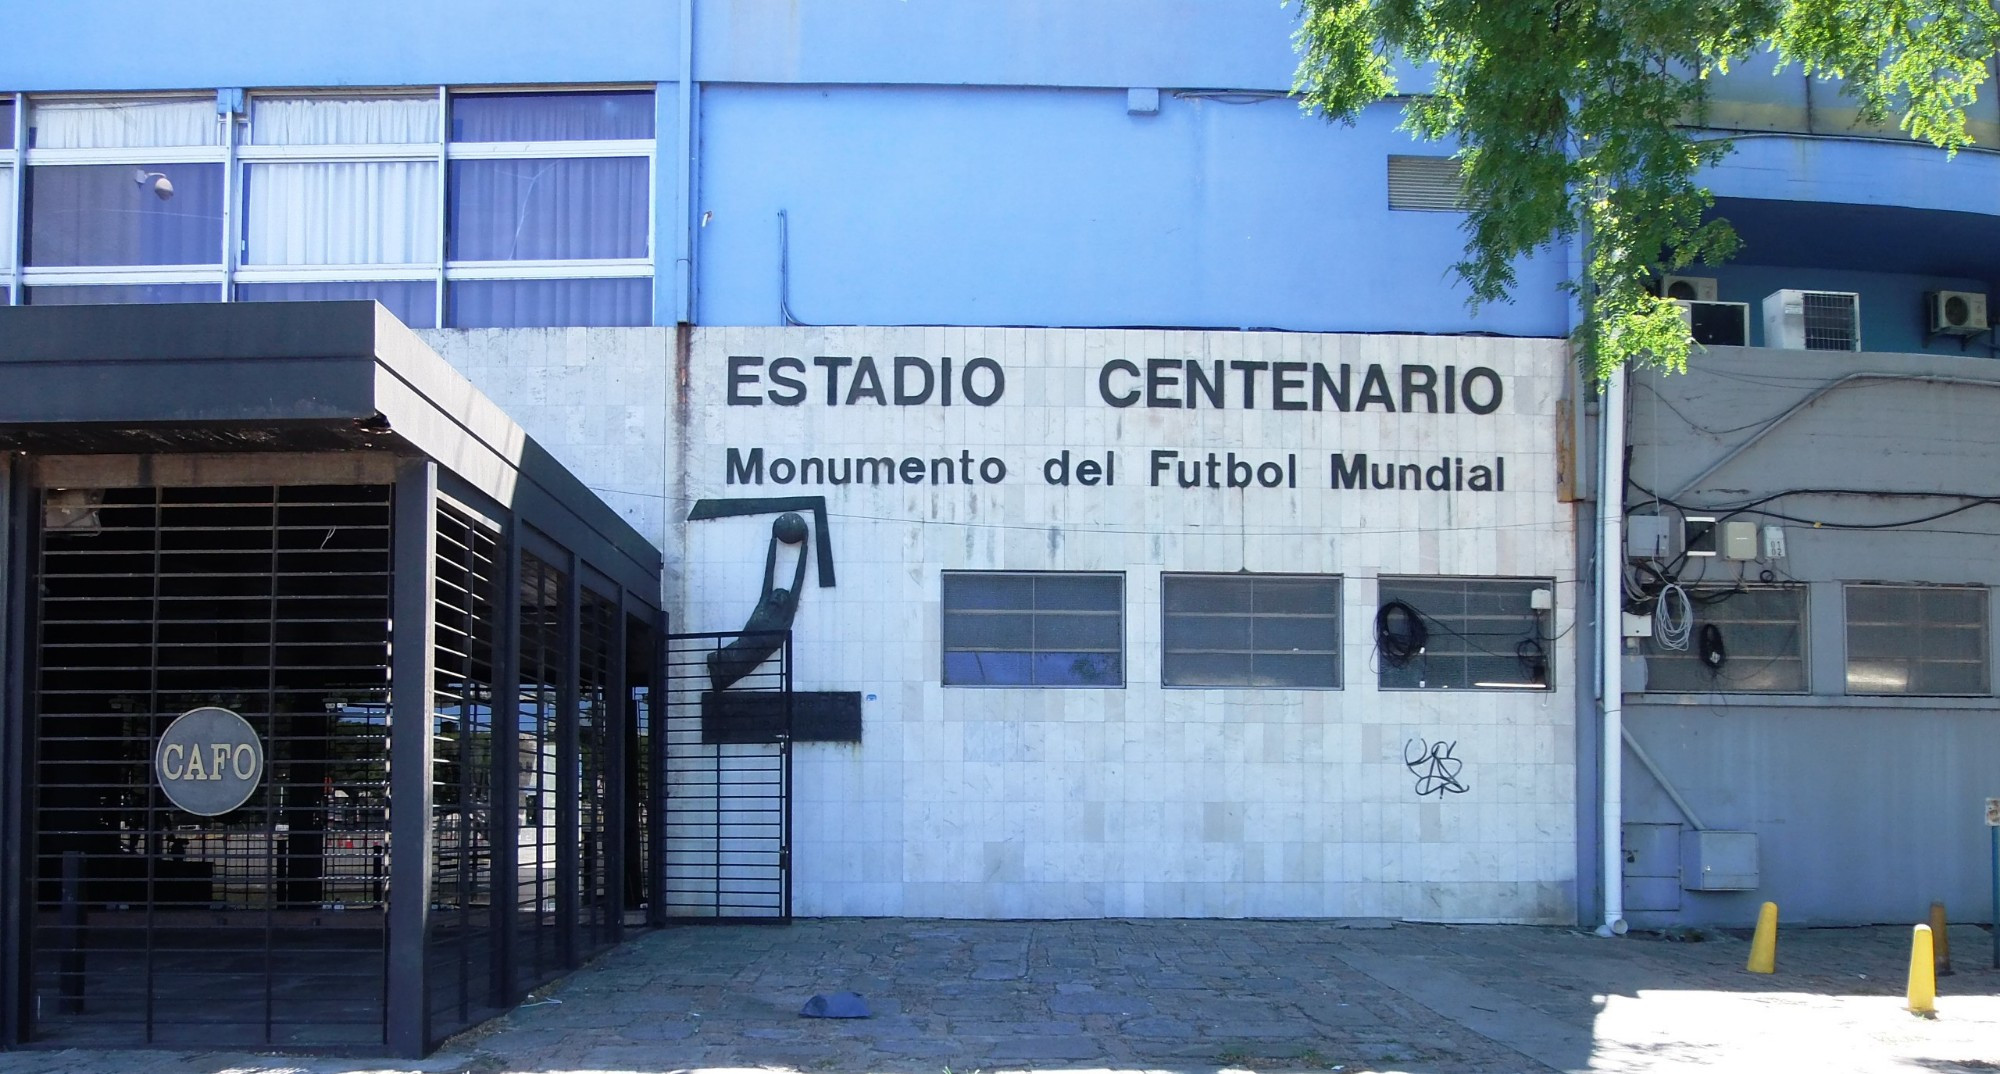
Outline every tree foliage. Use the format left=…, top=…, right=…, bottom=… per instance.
left=1292, top=0, right=2000, bottom=380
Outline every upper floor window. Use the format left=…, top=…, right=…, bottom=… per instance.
left=1845, top=584, right=1987, bottom=696
left=1162, top=573, right=1340, bottom=688
left=7, top=88, right=653, bottom=327
left=1375, top=577, right=1553, bottom=690
left=942, top=572, right=1124, bottom=687
left=1642, top=585, right=1807, bottom=694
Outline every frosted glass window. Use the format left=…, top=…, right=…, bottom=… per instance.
left=249, top=96, right=439, bottom=145
left=1377, top=577, right=1553, bottom=690
left=244, top=161, right=440, bottom=265
left=0, top=168, right=13, bottom=267
left=28, top=284, right=218, bottom=304
left=447, top=157, right=646, bottom=261
left=26, top=163, right=223, bottom=266
left=1643, top=586, right=1807, bottom=693
left=30, top=98, right=219, bottom=148
left=239, top=281, right=436, bottom=327
left=448, top=279, right=647, bottom=328
left=1163, top=574, right=1340, bottom=688
left=1846, top=585, right=1987, bottom=695
left=450, top=92, right=653, bottom=142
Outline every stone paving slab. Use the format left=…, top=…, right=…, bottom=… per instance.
left=0, top=918, right=1996, bottom=1073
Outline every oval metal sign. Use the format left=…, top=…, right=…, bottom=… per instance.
left=154, top=707, right=264, bottom=817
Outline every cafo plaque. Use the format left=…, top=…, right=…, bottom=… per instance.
left=155, top=707, right=264, bottom=817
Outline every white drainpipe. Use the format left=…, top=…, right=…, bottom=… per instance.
left=1597, top=363, right=1628, bottom=937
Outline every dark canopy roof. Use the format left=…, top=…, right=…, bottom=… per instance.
left=0, top=301, right=660, bottom=599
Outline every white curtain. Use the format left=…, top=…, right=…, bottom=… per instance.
left=32, top=98, right=219, bottom=148
left=243, top=96, right=441, bottom=266
left=245, top=161, right=438, bottom=265
left=0, top=168, right=13, bottom=268
left=249, top=96, right=438, bottom=145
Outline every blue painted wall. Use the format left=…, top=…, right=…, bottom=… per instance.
left=3, top=0, right=681, bottom=90
left=694, top=0, right=1301, bottom=89
left=695, top=85, right=1569, bottom=334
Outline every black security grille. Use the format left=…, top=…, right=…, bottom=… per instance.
left=662, top=631, right=790, bottom=920
left=426, top=501, right=501, bottom=1037
left=625, top=614, right=657, bottom=925
left=30, top=484, right=393, bottom=1049
left=578, top=589, right=616, bottom=953
left=513, top=551, right=564, bottom=989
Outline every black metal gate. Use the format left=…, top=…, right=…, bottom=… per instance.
left=660, top=631, right=790, bottom=920
left=29, top=484, right=394, bottom=1048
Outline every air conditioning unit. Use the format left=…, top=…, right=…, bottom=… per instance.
left=1763, top=289, right=1861, bottom=351
left=1660, top=275, right=1719, bottom=302
left=1929, top=290, right=1989, bottom=336
left=1675, top=300, right=1750, bottom=347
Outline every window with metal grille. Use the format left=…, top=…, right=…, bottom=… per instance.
left=30, top=483, right=392, bottom=1048
left=1643, top=586, right=1807, bottom=693
left=514, top=550, right=566, bottom=990
left=577, top=586, right=618, bottom=954
left=1845, top=584, right=1987, bottom=695
left=1162, top=573, right=1340, bottom=688
left=942, top=572, right=1123, bottom=687
left=1387, top=155, right=1470, bottom=211
left=1376, top=577, right=1553, bottom=690
left=428, top=499, right=501, bottom=1037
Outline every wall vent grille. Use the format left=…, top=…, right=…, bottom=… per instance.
left=1388, top=155, right=1470, bottom=211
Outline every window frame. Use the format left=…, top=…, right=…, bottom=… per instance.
left=940, top=570, right=1126, bottom=689
left=1843, top=582, right=1990, bottom=697
left=1639, top=584, right=1809, bottom=695
left=18, top=92, right=228, bottom=301
left=6, top=86, right=656, bottom=326
left=1159, top=572, right=1342, bottom=690
left=3, top=93, right=18, bottom=305
left=1374, top=575, right=1555, bottom=692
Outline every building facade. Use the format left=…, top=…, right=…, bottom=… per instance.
left=3, top=10, right=1999, bottom=1050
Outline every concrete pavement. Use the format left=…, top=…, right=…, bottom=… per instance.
left=3, top=917, right=1997, bottom=1073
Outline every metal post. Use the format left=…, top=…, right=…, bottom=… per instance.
left=386, top=461, right=438, bottom=1057
left=0, top=457, right=32, bottom=1044
left=1990, top=821, right=1998, bottom=969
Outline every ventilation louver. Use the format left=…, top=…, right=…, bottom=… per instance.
left=1387, top=155, right=1469, bottom=212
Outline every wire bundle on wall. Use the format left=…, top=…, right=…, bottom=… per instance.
left=1653, top=581, right=1693, bottom=651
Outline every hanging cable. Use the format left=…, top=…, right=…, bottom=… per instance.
left=1375, top=601, right=1428, bottom=667
left=1654, top=581, right=1693, bottom=651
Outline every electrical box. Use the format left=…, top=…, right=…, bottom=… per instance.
left=1627, top=514, right=1672, bottom=560
left=1761, top=524, right=1787, bottom=559
left=1624, top=822, right=1684, bottom=911
left=1721, top=520, right=1758, bottom=560
left=1529, top=587, right=1553, bottom=611
left=1683, top=516, right=1718, bottom=557
left=1680, top=830, right=1759, bottom=891
left=1621, top=612, right=1654, bottom=638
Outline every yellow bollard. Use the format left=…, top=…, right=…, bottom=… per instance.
left=1929, top=901, right=1953, bottom=977
left=1908, top=924, right=1937, bottom=1014
left=1746, top=901, right=1778, bottom=974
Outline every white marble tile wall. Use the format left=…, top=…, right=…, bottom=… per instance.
left=416, top=327, right=678, bottom=575
left=422, top=324, right=1577, bottom=923
left=671, top=327, right=1578, bottom=923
